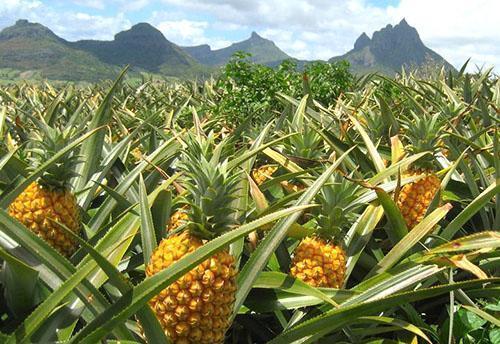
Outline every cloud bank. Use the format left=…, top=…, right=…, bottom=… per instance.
left=0, top=0, right=498, bottom=70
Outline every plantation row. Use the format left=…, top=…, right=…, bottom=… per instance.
left=0, top=58, right=498, bottom=343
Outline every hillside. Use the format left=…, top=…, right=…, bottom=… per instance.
left=0, top=20, right=210, bottom=81
left=72, top=23, right=210, bottom=78
left=0, top=20, right=118, bottom=81
left=0, top=18, right=457, bottom=81
left=330, top=19, right=456, bottom=75
left=183, top=32, right=291, bottom=66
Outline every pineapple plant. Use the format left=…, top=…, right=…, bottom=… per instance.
left=252, top=108, right=322, bottom=191
left=290, top=174, right=358, bottom=288
left=145, top=133, right=240, bottom=344
left=0, top=60, right=498, bottom=344
left=8, top=124, right=80, bottom=257
left=396, top=113, right=443, bottom=229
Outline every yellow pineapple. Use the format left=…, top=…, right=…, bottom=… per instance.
left=146, top=133, right=240, bottom=344
left=8, top=124, right=80, bottom=256
left=290, top=174, right=357, bottom=288
left=280, top=180, right=306, bottom=193
left=167, top=207, right=189, bottom=232
left=131, top=146, right=143, bottom=163
left=397, top=171, right=441, bottom=229
left=146, top=232, right=237, bottom=343
left=251, top=164, right=277, bottom=185
left=291, top=236, right=346, bottom=288
left=397, top=113, right=444, bottom=229
left=252, top=164, right=305, bottom=193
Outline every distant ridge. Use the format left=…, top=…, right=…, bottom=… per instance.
left=71, top=22, right=200, bottom=74
left=330, top=19, right=456, bottom=74
left=0, top=19, right=119, bottom=81
left=182, top=31, right=291, bottom=66
left=0, top=18, right=456, bottom=81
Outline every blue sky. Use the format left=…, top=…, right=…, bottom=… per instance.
left=1, top=0, right=499, bottom=70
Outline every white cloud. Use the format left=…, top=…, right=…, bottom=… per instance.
left=0, top=0, right=42, bottom=27
left=0, top=1, right=131, bottom=41
left=115, top=0, right=150, bottom=11
left=49, top=12, right=131, bottom=40
left=71, top=0, right=105, bottom=10
left=149, top=11, right=232, bottom=48
left=156, top=19, right=209, bottom=45
left=0, top=0, right=498, bottom=71
left=158, top=0, right=500, bottom=70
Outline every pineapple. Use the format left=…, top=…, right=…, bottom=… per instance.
left=8, top=125, right=80, bottom=256
left=167, top=206, right=189, bottom=232
left=252, top=111, right=322, bottom=191
left=290, top=174, right=357, bottom=288
left=251, top=164, right=278, bottom=186
left=397, top=113, right=443, bottom=229
left=146, top=133, right=240, bottom=344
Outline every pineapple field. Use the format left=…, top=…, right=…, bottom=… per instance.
left=0, top=58, right=499, bottom=344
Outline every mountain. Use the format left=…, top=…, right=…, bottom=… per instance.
left=0, top=20, right=209, bottom=81
left=0, top=18, right=456, bottom=81
left=0, top=19, right=118, bottom=81
left=72, top=23, right=208, bottom=77
left=183, top=31, right=291, bottom=66
left=330, top=19, right=455, bottom=75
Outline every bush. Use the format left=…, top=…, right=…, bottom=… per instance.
left=214, top=52, right=354, bottom=128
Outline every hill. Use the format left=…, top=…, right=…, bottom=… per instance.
left=0, top=19, right=119, bottom=81
left=0, top=20, right=210, bottom=81
left=183, top=32, right=291, bottom=66
left=0, top=18, right=457, bottom=81
left=330, top=19, right=456, bottom=75
left=72, top=22, right=210, bottom=78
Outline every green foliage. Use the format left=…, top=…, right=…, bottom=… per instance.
left=0, top=64, right=498, bottom=343
left=304, top=60, right=354, bottom=105
left=214, top=53, right=354, bottom=127
left=441, top=303, right=500, bottom=344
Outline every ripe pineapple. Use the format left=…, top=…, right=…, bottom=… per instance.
left=291, top=236, right=346, bottom=288
left=167, top=206, right=189, bottom=232
left=8, top=125, right=80, bottom=256
left=397, top=113, right=443, bottom=229
left=251, top=164, right=278, bottom=186
left=146, top=133, right=240, bottom=344
left=290, top=174, right=357, bottom=288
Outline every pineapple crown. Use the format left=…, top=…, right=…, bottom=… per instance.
left=403, top=112, right=445, bottom=170
left=180, top=132, right=240, bottom=240
left=28, top=121, right=80, bottom=191
left=315, top=173, right=360, bottom=241
left=283, top=108, right=323, bottom=161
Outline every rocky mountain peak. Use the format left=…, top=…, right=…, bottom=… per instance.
left=250, top=31, right=263, bottom=40
left=354, top=32, right=371, bottom=50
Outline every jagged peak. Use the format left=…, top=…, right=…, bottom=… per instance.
left=250, top=31, right=263, bottom=40
left=399, top=18, right=409, bottom=26
left=371, top=18, right=422, bottom=45
left=354, top=32, right=371, bottom=50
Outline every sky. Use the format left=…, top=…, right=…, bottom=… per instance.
left=1, top=0, right=499, bottom=71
